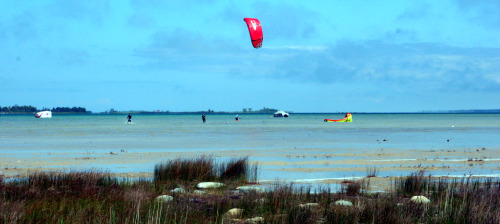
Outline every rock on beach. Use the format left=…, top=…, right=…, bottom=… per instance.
left=247, top=216, right=264, bottom=223
left=410, top=195, right=430, bottom=204
left=334, top=200, right=353, bottom=207
left=193, top=190, right=206, bottom=195
left=170, top=188, right=186, bottom=193
left=196, top=182, right=225, bottom=189
left=155, top=195, right=174, bottom=203
left=236, top=186, right=265, bottom=193
left=225, top=208, right=243, bottom=218
left=299, top=203, right=319, bottom=209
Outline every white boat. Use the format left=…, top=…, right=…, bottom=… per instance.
left=273, top=110, right=289, bottom=117
left=35, top=111, right=52, bottom=118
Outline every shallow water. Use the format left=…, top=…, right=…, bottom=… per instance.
left=1, top=113, right=499, bottom=181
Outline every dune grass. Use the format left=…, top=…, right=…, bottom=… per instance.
left=365, top=166, right=379, bottom=178
left=154, top=156, right=217, bottom=182
left=0, top=160, right=499, bottom=223
left=153, top=156, right=258, bottom=184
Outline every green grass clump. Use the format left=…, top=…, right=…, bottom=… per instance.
left=394, top=170, right=430, bottom=195
left=154, top=156, right=258, bottom=184
left=366, top=166, right=379, bottom=178
left=154, top=156, right=216, bottom=182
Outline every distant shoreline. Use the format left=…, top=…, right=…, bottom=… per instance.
left=2, top=104, right=500, bottom=115
left=2, top=110, right=500, bottom=115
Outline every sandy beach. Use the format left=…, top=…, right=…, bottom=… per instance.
left=2, top=146, right=498, bottom=192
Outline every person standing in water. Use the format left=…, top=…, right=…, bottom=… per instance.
left=235, top=114, right=239, bottom=121
left=202, top=114, right=206, bottom=123
left=127, top=113, right=132, bottom=123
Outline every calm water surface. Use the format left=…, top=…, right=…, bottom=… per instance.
left=1, top=113, right=499, bottom=180
left=2, top=113, right=499, bottom=151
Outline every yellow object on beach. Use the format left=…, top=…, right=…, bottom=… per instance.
left=324, top=113, right=352, bottom=122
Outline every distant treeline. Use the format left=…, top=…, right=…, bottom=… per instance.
left=0, top=105, right=89, bottom=113
left=421, top=109, right=500, bottom=114
left=51, top=107, right=88, bottom=113
left=101, top=107, right=282, bottom=114
left=241, top=107, right=280, bottom=113
left=0, top=105, right=37, bottom=113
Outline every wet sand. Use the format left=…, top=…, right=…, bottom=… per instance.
left=1, top=146, right=499, bottom=192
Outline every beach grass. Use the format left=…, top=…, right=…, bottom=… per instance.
left=154, top=156, right=217, bottom=182
left=153, top=156, right=258, bottom=184
left=1, top=159, right=499, bottom=223
left=365, top=166, right=379, bottom=178
left=341, top=178, right=370, bottom=196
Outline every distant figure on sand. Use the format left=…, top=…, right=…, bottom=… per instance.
left=127, top=113, right=132, bottom=123
left=202, top=114, right=206, bottom=123
left=235, top=114, right=239, bottom=121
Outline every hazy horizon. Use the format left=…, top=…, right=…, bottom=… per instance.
left=2, top=104, right=500, bottom=114
left=2, top=1, right=499, bottom=112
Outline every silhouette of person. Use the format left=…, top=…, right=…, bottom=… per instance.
left=202, top=114, right=206, bottom=123
left=127, top=113, right=132, bottom=123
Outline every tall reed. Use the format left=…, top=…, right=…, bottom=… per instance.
left=154, top=156, right=216, bottom=182
left=154, top=156, right=257, bottom=184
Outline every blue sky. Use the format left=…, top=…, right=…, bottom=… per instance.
left=1, top=0, right=499, bottom=112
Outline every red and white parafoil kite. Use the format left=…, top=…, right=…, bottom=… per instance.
left=243, top=18, right=263, bottom=48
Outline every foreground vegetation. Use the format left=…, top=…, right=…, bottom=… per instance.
left=0, top=158, right=498, bottom=223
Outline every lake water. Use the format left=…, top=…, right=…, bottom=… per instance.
left=1, top=113, right=499, bottom=181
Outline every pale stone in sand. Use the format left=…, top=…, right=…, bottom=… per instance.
left=193, top=190, right=206, bottom=195
left=155, top=195, right=173, bottom=203
left=170, top=188, right=185, bottom=193
left=299, top=203, right=319, bottom=208
left=196, top=182, right=225, bottom=189
left=410, top=195, right=430, bottom=204
left=237, top=186, right=265, bottom=193
left=247, top=216, right=264, bottom=223
left=225, top=208, right=243, bottom=218
left=334, top=200, right=353, bottom=207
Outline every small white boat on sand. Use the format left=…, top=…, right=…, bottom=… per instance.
left=273, top=110, right=289, bottom=117
left=35, top=111, right=52, bottom=118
